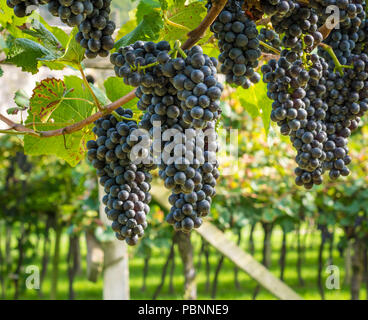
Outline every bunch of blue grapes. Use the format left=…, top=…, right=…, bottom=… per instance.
left=208, top=0, right=261, bottom=88
left=263, top=50, right=330, bottom=188
left=110, top=41, right=222, bottom=232
left=322, top=54, right=368, bottom=180
left=7, top=0, right=116, bottom=58
left=86, top=107, right=156, bottom=245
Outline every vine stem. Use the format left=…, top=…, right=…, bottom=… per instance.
left=181, top=0, right=228, bottom=50
left=318, top=43, right=354, bottom=75
left=78, top=66, right=102, bottom=111
left=0, top=90, right=137, bottom=138
left=259, top=40, right=280, bottom=55
left=112, top=110, right=139, bottom=122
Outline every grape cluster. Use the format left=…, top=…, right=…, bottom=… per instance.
left=86, top=107, right=156, bottom=245
left=316, top=1, right=366, bottom=68
left=322, top=54, right=368, bottom=179
left=7, top=0, right=115, bottom=58
left=165, top=45, right=223, bottom=129
left=165, top=122, right=220, bottom=232
left=111, top=40, right=222, bottom=232
left=271, top=3, right=323, bottom=53
left=6, top=0, right=45, bottom=17
left=263, top=50, right=330, bottom=188
left=259, top=28, right=282, bottom=53
left=208, top=0, right=261, bottom=88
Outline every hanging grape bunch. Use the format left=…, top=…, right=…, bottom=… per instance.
left=207, top=0, right=262, bottom=88
left=7, top=0, right=116, bottom=58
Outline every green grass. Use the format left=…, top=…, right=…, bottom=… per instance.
left=1, top=225, right=366, bottom=300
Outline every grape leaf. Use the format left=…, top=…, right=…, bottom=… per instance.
left=24, top=76, right=97, bottom=166
left=22, top=20, right=63, bottom=54
left=238, top=79, right=272, bottom=135
left=161, top=2, right=206, bottom=43
left=6, top=38, right=49, bottom=74
left=41, top=28, right=85, bottom=69
left=103, top=77, right=140, bottom=113
left=14, top=89, right=30, bottom=109
left=115, top=12, right=164, bottom=48
left=90, top=83, right=110, bottom=106
left=0, top=67, right=3, bottom=77
left=136, top=0, right=161, bottom=24
left=29, top=78, right=67, bottom=123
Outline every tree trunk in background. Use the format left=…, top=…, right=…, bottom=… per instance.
left=253, top=222, right=274, bottom=299
left=234, top=229, right=242, bottom=289
left=50, top=224, right=62, bottom=300
left=141, top=255, right=150, bottom=292
left=153, top=241, right=175, bottom=300
left=0, top=223, right=5, bottom=299
left=39, top=216, right=51, bottom=297
left=351, top=238, right=364, bottom=300
left=248, top=223, right=256, bottom=256
left=328, top=228, right=335, bottom=265
left=317, top=231, right=326, bottom=300
left=212, top=254, right=224, bottom=299
left=204, top=242, right=211, bottom=293
left=364, top=245, right=368, bottom=300
left=297, top=224, right=305, bottom=286
left=14, top=223, right=28, bottom=300
left=196, top=239, right=205, bottom=270
left=279, top=229, right=287, bottom=281
left=67, top=235, right=81, bottom=300
left=176, top=231, right=196, bottom=300
left=98, top=184, right=130, bottom=300
left=344, top=241, right=352, bottom=286
left=5, top=225, right=12, bottom=273
left=169, top=252, right=175, bottom=294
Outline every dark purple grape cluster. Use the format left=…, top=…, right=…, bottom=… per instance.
left=208, top=0, right=261, bottom=88
left=165, top=121, right=220, bottom=232
left=86, top=107, right=156, bottom=246
left=316, top=0, right=366, bottom=68
left=111, top=41, right=222, bottom=232
left=6, top=0, right=115, bottom=59
left=271, top=3, right=323, bottom=53
left=322, top=54, right=368, bottom=180
left=263, top=50, right=330, bottom=188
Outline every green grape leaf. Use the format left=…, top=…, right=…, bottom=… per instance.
left=238, top=79, right=272, bottom=135
left=90, top=83, right=110, bottom=106
left=14, top=89, right=30, bottom=109
left=30, top=78, right=67, bottom=123
left=0, top=67, right=3, bottom=77
left=115, top=12, right=163, bottom=48
left=41, top=28, right=85, bottom=68
left=161, top=2, right=207, bottom=43
left=103, top=77, right=140, bottom=113
left=37, top=15, right=69, bottom=47
left=6, top=38, right=49, bottom=74
left=24, top=76, right=96, bottom=166
left=22, top=20, right=62, bottom=54
left=136, top=0, right=161, bottom=24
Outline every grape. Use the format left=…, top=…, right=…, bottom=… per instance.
left=87, top=107, right=156, bottom=245
left=208, top=0, right=261, bottom=88
left=264, top=49, right=329, bottom=188
left=5, top=0, right=116, bottom=59
left=111, top=41, right=221, bottom=232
